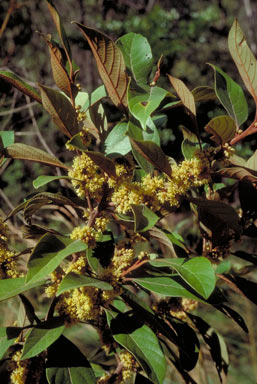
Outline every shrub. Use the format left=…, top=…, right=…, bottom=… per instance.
left=0, top=1, right=257, bottom=383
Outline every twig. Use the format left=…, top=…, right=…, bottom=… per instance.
left=0, top=101, right=37, bottom=116
left=0, top=0, right=17, bottom=39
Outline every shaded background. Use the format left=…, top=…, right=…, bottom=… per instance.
left=0, top=1, right=257, bottom=383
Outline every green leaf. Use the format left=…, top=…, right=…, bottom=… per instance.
left=46, top=335, right=96, bottom=384
left=0, top=277, right=45, bottom=302
left=56, top=272, right=113, bottom=296
left=105, top=122, right=131, bottom=156
left=0, top=131, right=14, bottom=148
left=246, top=149, right=257, bottom=171
left=174, top=257, right=216, bottom=299
left=204, top=115, right=236, bottom=144
left=192, top=86, right=217, bottom=102
left=0, top=327, right=23, bottom=359
left=38, top=84, right=78, bottom=138
left=0, top=70, right=42, bottom=104
left=129, top=138, right=172, bottom=177
left=21, top=318, right=65, bottom=360
left=133, top=275, right=202, bottom=300
left=2, top=143, right=68, bottom=169
left=74, top=23, right=128, bottom=113
left=181, top=126, right=200, bottom=160
left=117, top=33, right=153, bottom=88
left=131, top=204, right=159, bottom=232
left=75, top=86, right=107, bottom=113
left=26, top=234, right=87, bottom=283
left=209, top=64, right=248, bottom=127
left=33, top=175, right=72, bottom=189
left=128, top=86, right=168, bottom=129
left=106, top=310, right=166, bottom=384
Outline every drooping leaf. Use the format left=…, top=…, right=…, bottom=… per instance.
left=19, top=294, right=40, bottom=325
left=38, top=84, right=78, bottom=138
left=204, top=115, right=236, bottom=144
left=56, top=272, right=113, bottom=296
left=216, top=165, right=257, bottom=183
left=105, top=122, right=131, bottom=156
left=26, top=234, right=87, bottom=284
left=86, top=151, right=116, bottom=178
left=129, top=138, right=172, bottom=177
left=232, top=250, right=257, bottom=266
left=148, top=228, right=178, bottom=258
left=106, top=310, right=166, bottom=384
left=223, top=274, right=257, bottom=306
left=0, top=327, right=23, bottom=359
left=74, top=23, right=128, bottom=112
left=0, top=277, right=46, bottom=302
left=168, top=75, right=196, bottom=116
left=46, top=0, right=72, bottom=64
left=33, top=175, right=72, bottom=189
left=128, top=85, right=168, bottom=129
left=2, top=143, right=68, bottom=169
left=117, top=32, right=153, bottom=88
left=46, top=335, right=96, bottom=384
left=187, top=313, right=229, bottom=380
left=209, top=64, right=248, bottom=127
left=0, top=70, right=42, bottom=104
left=216, top=304, right=248, bottom=333
left=131, top=204, right=159, bottom=232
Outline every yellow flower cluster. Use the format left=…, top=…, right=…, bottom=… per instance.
left=68, top=152, right=106, bottom=200
left=154, top=297, right=198, bottom=321
left=9, top=348, right=45, bottom=384
left=9, top=350, right=29, bottom=384
left=101, top=246, right=135, bottom=281
left=120, top=350, right=137, bottom=382
left=0, top=218, right=19, bottom=279
left=56, top=286, right=100, bottom=323
left=70, top=224, right=101, bottom=247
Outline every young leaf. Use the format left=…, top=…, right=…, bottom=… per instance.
left=2, top=143, right=68, bottom=169
left=168, top=75, right=196, bottom=116
left=204, top=115, right=236, bottom=144
left=117, top=32, right=153, bottom=88
left=21, top=318, right=65, bottom=360
left=56, top=272, right=113, bottom=296
left=208, top=64, right=248, bottom=127
left=0, top=131, right=14, bottom=148
left=129, top=138, right=172, bottom=177
left=128, top=86, right=168, bottom=129
left=0, top=277, right=46, bottom=302
left=86, top=151, right=116, bottom=178
left=38, top=84, right=78, bottom=138
left=105, top=122, right=131, bottom=156
left=33, top=175, right=72, bottom=189
left=0, top=327, right=23, bottom=359
left=46, top=335, right=96, bottom=384
left=46, top=0, right=72, bottom=64
left=0, top=70, right=42, bottom=104
left=106, top=310, right=166, bottom=384
left=131, top=204, right=159, bottom=232
left=26, top=234, right=87, bottom=283
left=74, top=23, right=128, bottom=112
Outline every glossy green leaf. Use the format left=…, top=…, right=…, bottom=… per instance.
left=0, top=277, right=46, bottom=302
left=2, top=143, right=68, bottom=169
left=0, top=327, right=23, bottom=359
left=56, top=272, right=113, bottom=296
left=209, top=64, right=248, bottom=127
left=46, top=335, right=96, bottom=384
left=0, top=70, right=42, bottom=104
left=174, top=257, right=216, bottom=299
left=106, top=310, right=166, bottom=384
left=26, top=235, right=87, bottom=283
left=128, top=86, right=168, bottom=129
left=129, top=138, right=172, bottom=177
left=33, top=175, right=72, bottom=189
left=0, top=131, right=14, bottom=148
left=21, top=318, right=65, bottom=360
left=75, top=23, right=128, bottom=112
left=117, top=32, right=153, bottom=87
left=131, top=204, right=159, bottom=232
left=133, top=275, right=201, bottom=300
left=205, top=115, right=236, bottom=144
left=75, top=86, right=107, bottom=113
left=38, top=84, right=78, bottom=138
left=105, top=122, right=131, bottom=156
